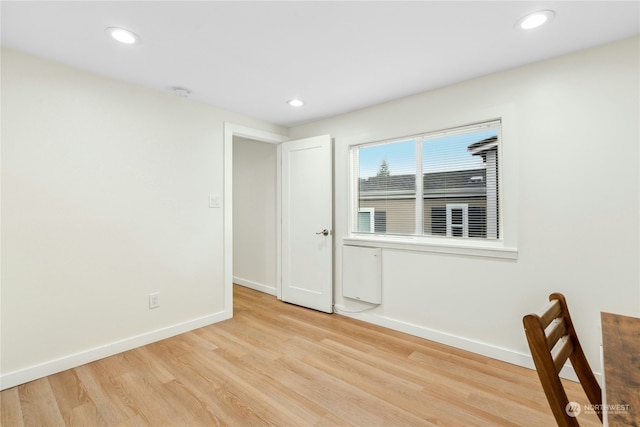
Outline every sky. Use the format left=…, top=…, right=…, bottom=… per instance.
left=358, top=129, right=498, bottom=178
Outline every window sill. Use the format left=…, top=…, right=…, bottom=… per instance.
left=343, top=235, right=518, bottom=260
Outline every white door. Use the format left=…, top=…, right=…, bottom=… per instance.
left=281, top=135, right=333, bottom=313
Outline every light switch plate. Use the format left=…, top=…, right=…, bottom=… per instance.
left=149, top=292, right=160, bottom=309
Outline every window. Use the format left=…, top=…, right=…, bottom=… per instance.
left=351, top=120, right=501, bottom=241
left=447, top=204, right=468, bottom=237
left=357, top=208, right=387, bottom=233
left=357, top=208, right=375, bottom=232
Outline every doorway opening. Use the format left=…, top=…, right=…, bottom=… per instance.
left=224, top=124, right=334, bottom=315
left=232, top=136, right=278, bottom=296
left=223, top=123, right=288, bottom=313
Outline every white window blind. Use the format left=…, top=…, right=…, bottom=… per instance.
left=352, top=120, right=501, bottom=240
left=355, top=138, right=417, bottom=235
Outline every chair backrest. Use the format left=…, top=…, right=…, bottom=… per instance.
left=523, top=293, right=602, bottom=426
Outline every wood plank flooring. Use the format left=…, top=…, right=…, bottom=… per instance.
left=1, top=285, right=601, bottom=426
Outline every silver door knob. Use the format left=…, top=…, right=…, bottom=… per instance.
left=316, top=229, right=330, bottom=236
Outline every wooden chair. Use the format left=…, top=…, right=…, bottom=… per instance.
left=523, top=293, right=602, bottom=426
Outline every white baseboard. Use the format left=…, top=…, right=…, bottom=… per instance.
left=333, top=305, right=599, bottom=384
left=233, top=276, right=276, bottom=296
left=0, top=309, right=231, bottom=391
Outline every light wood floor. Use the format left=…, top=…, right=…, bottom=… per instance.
left=2, top=285, right=601, bottom=427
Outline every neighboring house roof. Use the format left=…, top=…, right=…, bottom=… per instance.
left=468, top=136, right=498, bottom=156
left=424, top=168, right=487, bottom=198
left=359, top=168, right=487, bottom=200
left=359, top=174, right=416, bottom=200
left=360, top=174, right=415, bottom=192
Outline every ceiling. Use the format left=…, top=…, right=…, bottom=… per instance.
left=2, top=1, right=639, bottom=127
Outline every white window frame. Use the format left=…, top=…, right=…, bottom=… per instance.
left=357, top=208, right=375, bottom=233
left=345, top=115, right=518, bottom=260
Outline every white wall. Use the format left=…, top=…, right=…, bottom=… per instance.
left=290, top=37, right=640, bottom=378
left=0, top=48, right=285, bottom=389
left=3, top=36, right=638, bottom=390
left=232, top=137, right=278, bottom=295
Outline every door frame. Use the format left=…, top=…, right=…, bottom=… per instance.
left=223, top=123, right=288, bottom=313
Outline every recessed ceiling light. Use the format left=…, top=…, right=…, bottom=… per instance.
left=287, top=99, right=304, bottom=107
left=172, top=87, right=191, bottom=98
left=516, top=10, right=555, bottom=30
left=105, top=27, right=140, bottom=45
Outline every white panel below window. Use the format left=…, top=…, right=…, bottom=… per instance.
left=342, top=245, right=382, bottom=304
